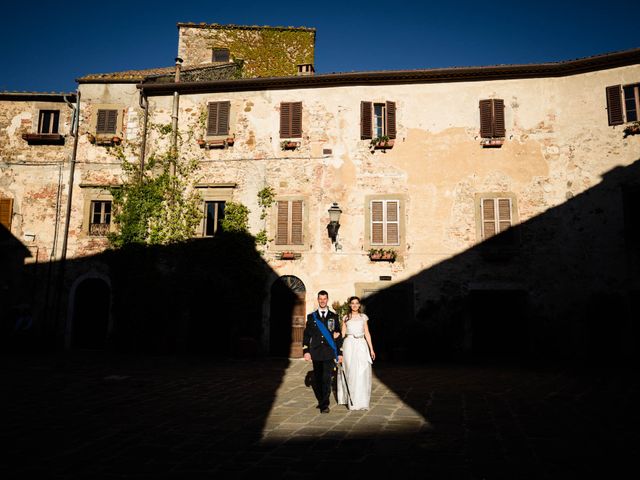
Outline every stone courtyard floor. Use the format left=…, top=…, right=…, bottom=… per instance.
left=1, top=353, right=637, bottom=479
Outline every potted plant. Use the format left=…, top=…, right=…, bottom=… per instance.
left=280, top=251, right=296, bottom=260
left=623, top=121, right=640, bottom=138
left=226, top=137, right=235, bottom=146
left=281, top=140, right=300, bottom=150
left=370, top=135, right=394, bottom=150
left=197, top=138, right=206, bottom=147
left=368, top=248, right=397, bottom=262
left=112, top=136, right=122, bottom=145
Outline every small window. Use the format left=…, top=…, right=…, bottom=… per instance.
left=606, top=83, right=640, bottom=125
left=89, top=200, right=111, bottom=236
left=204, top=201, right=225, bottom=236
left=38, top=110, right=60, bottom=134
left=479, top=99, right=506, bottom=138
left=370, top=200, right=400, bottom=246
left=206, top=101, right=230, bottom=137
left=480, top=197, right=513, bottom=241
left=280, top=102, right=302, bottom=139
left=0, top=197, right=13, bottom=230
left=276, top=200, right=303, bottom=245
left=360, top=101, right=397, bottom=140
left=212, top=48, right=230, bottom=63
left=96, top=109, right=118, bottom=135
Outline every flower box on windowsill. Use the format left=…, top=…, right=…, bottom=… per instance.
left=623, top=122, right=640, bottom=138
left=90, top=134, right=122, bottom=146
left=277, top=251, right=300, bottom=260
left=368, top=249, right=397, bottom=262
left=198, top=137, right=235, bottom=149
left=21, top=133, right=65, bottom=145
left=481, top=138, right=504, bottom=148
left=371, top=138, right=394, bottom=150
left=281, top=141, right=300, bottom=151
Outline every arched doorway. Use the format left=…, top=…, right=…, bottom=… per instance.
left=269, top=275, right=306, bottom=358
left=72, top=278, right=111, bottom=349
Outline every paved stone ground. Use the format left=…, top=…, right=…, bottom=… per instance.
left=1, top=353, right=638, bottom=479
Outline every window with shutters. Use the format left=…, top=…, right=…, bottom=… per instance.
left=360, top=101, right=397, bottom=146
left=475, top=193, right=519, bottom=249
left=38, top=110, right=60, bottom=134
left=280, top=102, right=302, bottom=139
left=206, top=101, right=231, bottom=137
left=204, top=201, right=225, bottom=236
left=0, top=197, right=13, bottom=230
left=89, top=200, right=112, bottom=237
left=606, top=83, right=640, bottom=125
left=96, top=109, right=118, bottom=135
left=479, top=99, right=506, bottom=145
left=271, top=197, right=309, bottom=252
left=369, top=199, right=400, bottom=246
left=212, top=48, right=230, bottom=63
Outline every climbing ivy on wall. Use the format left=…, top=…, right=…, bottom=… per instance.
left=107, top=123, right=202, bottom=247
left=204, top=28, right=315, bottom=78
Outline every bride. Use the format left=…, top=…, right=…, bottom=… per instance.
left=337, top=296, right=376, bottom=410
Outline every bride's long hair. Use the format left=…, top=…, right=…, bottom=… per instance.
left=345, top=296, right=361, bottom=322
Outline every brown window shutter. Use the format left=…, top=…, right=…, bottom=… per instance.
left=482, top=198, right=496, bottom=239
left=360, top=101, right=372, bottom=139
left=97, top=109, right=118, bottom=134
left=291, top=200, right=303, bottom=244
left=96, top=110, right=107, bottom=133
left=606, top=85, right=624, bottom=126
left=479, top=100, right=494, bottom=138
left=207, top=103, right=219, bottom=136
left=371, top=201, right=384, bottom=244
left=497, top=198, right=512, bottom=232
left=276, top=201, right=289, bottom=245
left=291, top=102, right=302, bottom=138
left=280, top=103, right=291, bottom=138
left=218, top=101, right=230, bottom=136
left=493, top=99, right=505, bottom=137
left=386, top=101, right=397, bottom=139
left=0, top=198, right=13, bottom=229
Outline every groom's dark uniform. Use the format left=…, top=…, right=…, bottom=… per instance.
left=302, top=309, right=342, bottom=411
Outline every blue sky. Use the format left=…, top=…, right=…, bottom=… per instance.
left=2, top=0, right=637, bottom=93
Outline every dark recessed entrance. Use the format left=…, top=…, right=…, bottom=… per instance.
left=269, top=275, right=306, bottom=358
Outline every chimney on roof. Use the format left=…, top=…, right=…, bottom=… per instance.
left=297, top=63, right=315, bottom=76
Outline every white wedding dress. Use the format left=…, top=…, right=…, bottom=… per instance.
left=337, top=314, right=373, bottom=410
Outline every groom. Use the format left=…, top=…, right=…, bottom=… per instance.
left=302, top=290, right=343, bottom=413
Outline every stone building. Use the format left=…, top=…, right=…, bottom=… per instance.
left=1, top=22, right=639, bottom=361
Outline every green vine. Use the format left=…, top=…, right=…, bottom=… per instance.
left=221, top=202, right=250, bottom=233
left=257, top=186, right=275, bottom=220
left=254, top=229, right=268, bottom=246
left=107, top=119, right=202, bottom=247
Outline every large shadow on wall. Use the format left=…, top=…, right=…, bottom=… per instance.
left=2, top=230, right=302, bottom=477
left=366, top=159, right=640, bottom=366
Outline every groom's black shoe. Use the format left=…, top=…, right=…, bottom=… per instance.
left=320, top=407, right=330, bottom=414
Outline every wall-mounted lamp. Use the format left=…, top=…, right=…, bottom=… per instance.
left=327, top=202, right=342, bottom=249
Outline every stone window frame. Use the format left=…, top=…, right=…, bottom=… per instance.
left=204, top=100, right=236, bottom=140
left=80, top=186, right=115, bottom=238
left=364, top=194, right=406, bottom=252
left=271, top=195, right=310, bottom=252
left=89, top=103, right=125, bottom=139
left=30, top=101, right=68, bottom=135
left=195, top=183, right=235, bottom=237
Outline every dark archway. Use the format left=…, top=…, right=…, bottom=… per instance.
left=72, top=278, right=110, bottom=349
left=269, top=275, right=305, bottom=357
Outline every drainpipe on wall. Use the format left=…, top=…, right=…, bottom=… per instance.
left=170, top=57, right=183, bottom=177
left=139, top=92, right=149, bottom=179
left=54, top=88, right=81, bottom=347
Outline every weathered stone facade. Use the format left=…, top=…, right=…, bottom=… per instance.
left=1, top=23, right=639, bottom=360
